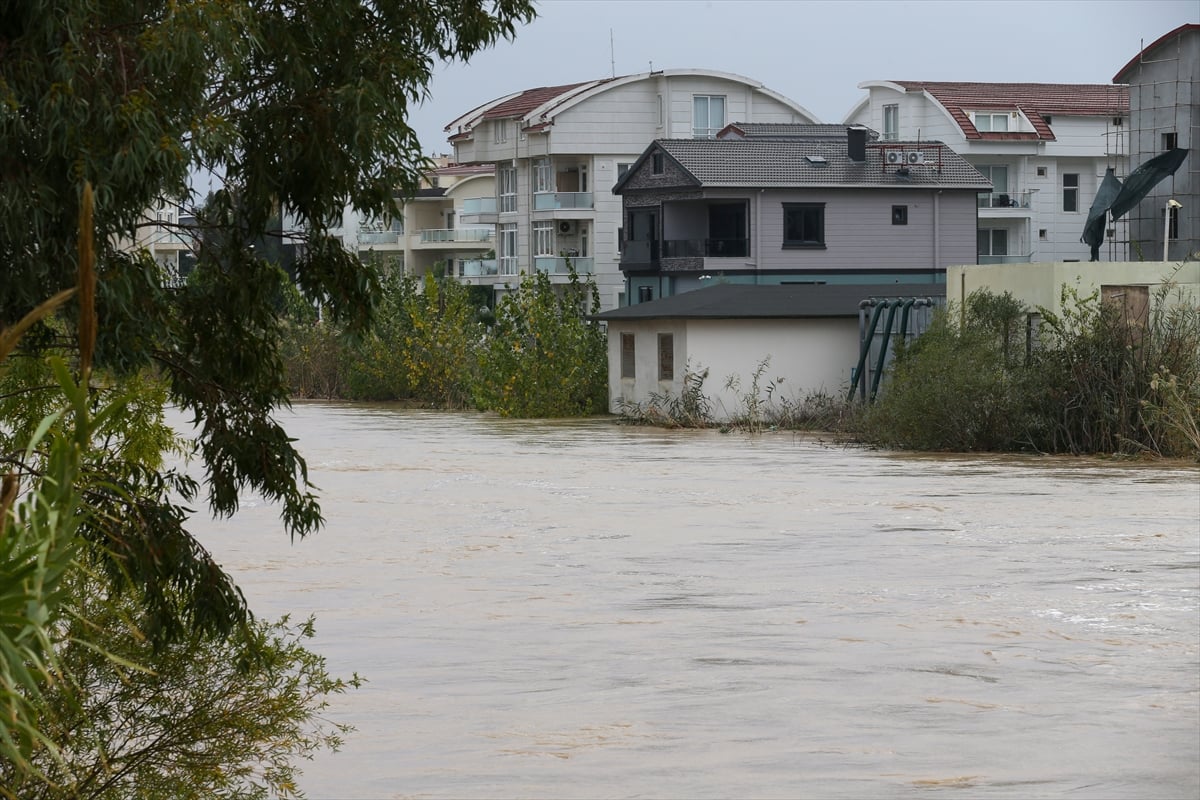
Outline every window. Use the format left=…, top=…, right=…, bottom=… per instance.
left=616, top=162, right=633, bottom=182
left=638, top=285, right=653, bottom=303
left=882, top=104, right=899, bottom=141
left=977, top=165, right=1009, bottom=208
left=498, top=165, right=517, bottom=213
left=977, top=228, right=1008, bottom=257
left=617, top=226, right=623, bottom=254
left=1163, top=132, right=1178, bottom=151
left=782, top=203, right=825, bottom=248
left=891, top=205, right=908, bottom=225
left=532, top=221, right=555, bottom=256
left=657, top=333, right=674, bottom=381
left=1039, top=228, right=1047, bottom=239
left=693, top=95, right=725, bottom=138
left=656, top=94, right=664, bottom=128
left=1063, top=173, right=1079, bottom=212
left=652, top=152, right=664, bottom=174
left=1037, top=166, right=1047, bottom=177
left=499, top=223, right=518, bottom=275
left=1112, top=117, right=1123, bottom=126
left=493, top=120, right=508, bottom=144
left=620, top=333, right=635, bottom=379
left=973, top=112, right=1010, bottom=132
left=533, top=158, right=553, bottom=194
left=1166, top=204, right=1180, bottom=240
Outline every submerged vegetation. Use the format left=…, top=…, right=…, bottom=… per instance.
left=281, top=267, right=609, bottom=418
left=614, top=286, right=1200, bottom=461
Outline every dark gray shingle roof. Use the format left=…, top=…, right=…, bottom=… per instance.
left=593, top=283, right=945, bottom=321
left=654, top=138, right=990, bottom=189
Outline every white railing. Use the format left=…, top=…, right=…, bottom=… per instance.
left=978, top=252, right=1034, bottom=265
left=533, top=192, right=593, bottom=210
left=359, top=231, right=401, bottom=245
left=419, top=228, right=493, bottom=243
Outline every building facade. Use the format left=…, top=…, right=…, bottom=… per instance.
left=443, top=69, right=819, bottom=310
left=1113, top=24, right=1199, bottom=263
left=844, top=81, right=1129, bottom=264
left=613, top=125, right=990, bottom=303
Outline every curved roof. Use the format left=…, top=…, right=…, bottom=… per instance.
left=444, top=69, right=819, bottom=138
left=852, top=80, right=1128, bottom=142
left=1113, top=23, right=1200, bottom=83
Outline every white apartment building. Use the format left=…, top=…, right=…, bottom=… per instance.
left=844, top=81, right=1130, bottom=264
left=443, top=69, right=818, bottom=310
left=328, top=157, right=496, bottom=279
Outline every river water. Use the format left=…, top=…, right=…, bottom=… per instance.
left=191, top=403, right=1200, bottom=800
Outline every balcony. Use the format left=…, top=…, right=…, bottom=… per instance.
left=620, top=240, right=660, bottom=267
left=533, top=192, right=593, bottom=211
left=661, top=238, right=749, bottom=258
left=460, top=258, right=498, bottom=277
left=978, top=252, right=1034, bottom=265
left=460, top=197, right=498, bottom=224
left=358, top=231, right=402, bottom=245
left=978, top=191, right=1033, bottom=210
left=417, top=228, right=493, bottom=246
left=534, top=256, right=595, bottom=275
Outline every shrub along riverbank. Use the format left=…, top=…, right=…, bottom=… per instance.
left=606, top=286, right=1200, bottom=461
left=281, top=276, right=1198, bottom=460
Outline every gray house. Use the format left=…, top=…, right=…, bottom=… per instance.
left=612, top=124, right=992, bottom=305
left=1112, top=23, right=1198, bottom=262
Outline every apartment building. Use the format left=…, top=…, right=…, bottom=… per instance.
left=844, top=81, right=1129, bottom=264
left=443, top=69, right=818, bottom=310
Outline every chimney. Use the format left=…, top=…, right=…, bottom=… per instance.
left=847, top=126, right=867, bottom=162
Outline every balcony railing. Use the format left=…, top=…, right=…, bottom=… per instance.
left=978, top=252, right=1034, bottom=265
left=534, top=256, right=594, bottom=275
left=533, top=192, right=593, bottom=210
left=661, top=238, right=749, bottom=258
left=418, top=228, right=493, bottom=243
left=460, top=258, right=498, bottom=277
left=621, top=241, right=660, bottom=264
left=499, top=257, right=519, bottom=276
left=359, top=231, right=401, bottom=245
left=978, top=191, right=1033, bottom=209
left=461, top=197, right=497, bottom=214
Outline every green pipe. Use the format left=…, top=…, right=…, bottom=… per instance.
left=869, top=300, right=902, bottom=402
left=847, top=300, right=889, bottom=402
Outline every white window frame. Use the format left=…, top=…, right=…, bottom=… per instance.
left=532, top=221, right=555, bottom=256
left=693, top=95, right=725, bottom=139
left=882, top=104, right=899, bottom=141
left=978, top=228, right=1009, bottom=256
left=498, top=165, right=517, bottom=213
left=1062, top=173, right=1079, bottom=213
left=973, top=112, right=1010, bottom=132
left=499, top=223, right=518, bottom=275
left=533, top=157, right=553, bottom=194
left=494, top=119, right=508, bottom=144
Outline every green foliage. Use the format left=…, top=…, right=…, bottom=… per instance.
left=400, top=274, right=481, bottom=408
left=472, top=269, right=608, bottom=417
left=2, top=575, right=360, bottom=800
left=861, top=286, right=1200, bottom=457
left=616, top=364, right=715, bottom=429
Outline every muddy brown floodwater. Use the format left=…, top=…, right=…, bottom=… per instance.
left=189, top=402, right=1200, bottom=800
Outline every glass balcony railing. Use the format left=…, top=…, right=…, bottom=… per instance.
left=359, top=231, right=401, bottom=245
left=661, top=238, right=749, bottom=258
left=461, top=197, right=497, bottom=214
left=978, top=191, right=1033, bottom=209
left=620, top=241, right=659, bottom=264
left=460, top=258, right=498, bottom=277
left=978, top=252, right=1034, bottom=265
left=534, top=256, right=594, bottom=275
left=532, top=192, right=593, bottom=210
left=499, top=257, right=519, bottom=276
left=418, top=228, right=493, bottom=243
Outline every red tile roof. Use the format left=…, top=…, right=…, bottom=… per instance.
left=480, top=82, right=596, bottom=120
left=1113, top=24, right=1200, bottom=83
left=894, top=81, right=1129, bottom=141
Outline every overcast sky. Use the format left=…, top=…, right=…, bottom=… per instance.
left=409, top=0, right=1198, bottom=155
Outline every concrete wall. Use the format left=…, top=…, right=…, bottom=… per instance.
left=946, top=260, right=1200, bottom=315
left=606, top=317, right=859, bottom=420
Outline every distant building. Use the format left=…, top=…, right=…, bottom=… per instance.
left=443, top=69, right=819, bottom=310
left=844, top=80, right=1129, bottom=263
left=1112, top=23, right=1199, bottom=262
left=612, top=124, right=990, bottom=303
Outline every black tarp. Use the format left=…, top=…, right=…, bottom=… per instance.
left=1108, top=148, right=1189, bottom=220
left=1082, top=167, right=1124, bottom=261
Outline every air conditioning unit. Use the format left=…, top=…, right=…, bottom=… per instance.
left=885, top=150, right=905, bottom=165
left=557, top=220, right=576, bottom=235
left=905, top=151, right=925, bottom=165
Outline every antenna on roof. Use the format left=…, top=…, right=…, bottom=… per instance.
left=649, top=60, right=654, bottom=73
left=610, top=29, right=615, bottom=78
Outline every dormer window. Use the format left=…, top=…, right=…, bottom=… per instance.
left=973, top=112, right=1010, bottom=132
